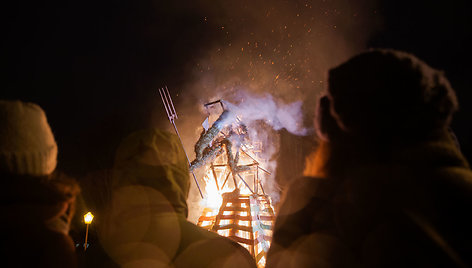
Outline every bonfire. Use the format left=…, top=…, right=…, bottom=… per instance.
left=160, top=88, right=276, bottom=268
left=191, top=100, right=275, bottom=268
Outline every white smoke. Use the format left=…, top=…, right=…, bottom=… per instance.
left=221, top=89, right=309, bottom=136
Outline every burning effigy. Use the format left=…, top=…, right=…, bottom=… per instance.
left=191, top=100, right=275, bottom=268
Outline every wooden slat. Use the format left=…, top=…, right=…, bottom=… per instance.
left=219, top=206, right=248, bottom=212
left=254, top=215, right=275, bottom=221
left=213, top=223, right=253, bottom=233
left=215, top=215, right=273, bottom=224
left=255, top=250, right=266, bottom=263
left=198, top=215, right=216, bottom=221
left=260, top=223, right=272, bottom=230
left=218, top=214, right=252, bottom=221
left=227, top=235, right=254, bottom=245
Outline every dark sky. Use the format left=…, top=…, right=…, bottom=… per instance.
left=369, top=0, right=472, bottom=161
left=2, top=0, right=472, bottom=177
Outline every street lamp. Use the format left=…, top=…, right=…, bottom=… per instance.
left=83, top=212, right=94, bottom=251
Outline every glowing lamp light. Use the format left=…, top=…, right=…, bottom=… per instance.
left=83, top=212, right=94, bottom=252
left=84, top=212, right=94, bottom=224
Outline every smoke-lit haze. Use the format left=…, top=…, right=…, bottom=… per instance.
left=155, top=0, right=382, bottom=222
left=170, top=0, right=381, bottom=151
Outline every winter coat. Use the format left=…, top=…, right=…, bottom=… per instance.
left=0, top=173, right=79, bottom=267
left=267, top=131, right=472, bottom=268
left=99, top=129, right=256, bottom=268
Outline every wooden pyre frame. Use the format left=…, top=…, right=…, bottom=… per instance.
left=194, top=114, right=275, bottom=267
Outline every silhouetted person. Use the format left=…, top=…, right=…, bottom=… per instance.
left=267, top=49, right=472, bottom=268
left=97, top=129, right=256, bottom=267
left=0, top=100, right=79, bottom=267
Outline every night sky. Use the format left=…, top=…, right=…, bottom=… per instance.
left=3, top=0, right=472, bottom=179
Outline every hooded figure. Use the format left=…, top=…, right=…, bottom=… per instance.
left=99, top=129, right=256, bottom=268
left=0, top=100, right=79, bottom=267
left=267, top=50, right=472, bottom=268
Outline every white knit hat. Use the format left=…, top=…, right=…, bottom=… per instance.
left=0, top=100, right=58, bottom=176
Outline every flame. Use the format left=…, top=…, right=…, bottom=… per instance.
left=198, top=142, right=266, bottom=214
left=200, top=169, right=235, bottom=213
left=201, top=174, right=223, bottom=211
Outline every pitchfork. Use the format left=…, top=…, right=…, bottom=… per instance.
left=159, top=86, right=204, bottom=198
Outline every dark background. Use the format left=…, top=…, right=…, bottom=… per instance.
left=2, top=0, right=471, bottom=178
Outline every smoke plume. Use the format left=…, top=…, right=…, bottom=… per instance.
left=150, top=0, right=381, bottom=221
left=221, top=89, right=308, bottom=135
